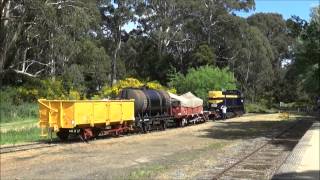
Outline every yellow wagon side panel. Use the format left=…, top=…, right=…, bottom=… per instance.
left=74, top=102, right=92, bottom=125
left=39, top=100, right=135, bottom=131
left=108, top=102, right=123, bottom=123
left=39, top=103, right=49, bottom=128
left=49, top=102, right=60, bottom=129
left=61, top=102, right=74, bottom=128
left=121, top=101, right=134, bottom=121
left=93, top=102, right=108, bottom=124
left=107, top=101, right=134, bottom=123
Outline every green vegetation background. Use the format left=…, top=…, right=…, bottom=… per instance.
left=1, top=1, right=319, bottom=145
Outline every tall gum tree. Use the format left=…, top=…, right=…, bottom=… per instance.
left=0, top=0, right=99, bottom=79
left=99, top=0, right=143, bottom=86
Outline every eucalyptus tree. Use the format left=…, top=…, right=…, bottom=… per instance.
left=138, top=0, right=188, bottom=62
left=236, top=26, right=274, bottom=101
left=99, top=0, right=144, bottom=85
left=1, top=0, right=99, bottom=79
left=247, top=13, right=290, bottom=70
left=287, top=6, right=320, bottom=100
left=0, top=0, right=23, bottom=74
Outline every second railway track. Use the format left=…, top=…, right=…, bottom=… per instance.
left=0, top=142, right=58, bottom=154
left=199, top=119, right=313, bottom=180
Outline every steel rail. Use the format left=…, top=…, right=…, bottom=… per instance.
left=211, top=119, right=304, bottom=180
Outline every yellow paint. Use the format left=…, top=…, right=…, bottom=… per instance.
left=208, top=91, right=239, bottom=104
left=208, top=91, right=238, bottom=99
left=38, top=99, right=135, bottom=134
left=279, top=112, right=290, bottom=119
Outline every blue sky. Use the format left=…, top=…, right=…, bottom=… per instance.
left=236, top=0, right=319, bottom=21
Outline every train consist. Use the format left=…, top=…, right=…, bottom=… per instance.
left=38, top=88, right=244, bottom=141
left=208, top=90, right=245, bottom=118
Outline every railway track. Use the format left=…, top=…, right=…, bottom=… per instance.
left=0, top=114, right=303, bottom=155
left=0, top=141, right=58, bottom=154
left=199, top=119, right=313, bottom=180
left=0, top=119, right=209, bottom=154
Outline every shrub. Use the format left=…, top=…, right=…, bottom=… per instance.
left=38, top=79, right=67, bottom=99
left=101, top=78, right=143, bottom=98
left=67, top=90, right=81, bottom=100
left=100, top=78, right=176, bottom=98
left=169, top=66, right=237, bottom=103
left=0, top=87, right=38, bottom=123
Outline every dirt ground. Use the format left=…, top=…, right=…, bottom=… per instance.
left=0, top=113, right=309, bottom=180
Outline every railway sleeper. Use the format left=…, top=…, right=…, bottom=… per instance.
left=243, top=159, right=277, bottom=164
left=229, top=168, right=265, bottom=173
left=255, top=152, right=282, bottom=157
left=240, top=163, right=273, bottom=170
left=224, top=170, right=266, bottom=178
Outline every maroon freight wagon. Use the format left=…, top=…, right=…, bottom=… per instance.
left=169, top=92, right=207, bottom=126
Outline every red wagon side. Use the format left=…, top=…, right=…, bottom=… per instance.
left=169, top=92, right=207, bottom=126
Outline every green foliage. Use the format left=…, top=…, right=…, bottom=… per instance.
left=99, top=78, right=176, bottom=98
left=1, top=79, right=84, bottom=105
left=191, top=44, right=215, bottom=66
left=286, top=16, right=308, bottom=38
left=0, top=87, right=38, bottom=123
left=0, top=127, right=45, bottom=145
left=38, top=79, right=67, bottom=99
left=286, top=6, right=320, bottom=100
left=62, top=64, right=85, bottom=93
left=71, top=38, right=111, bottom=93
left=1, top=0, right=100, bottom=79
left=245, top=103, right=269, bottom=113
left=101, top=78, right=143, bottom=98
left=0, top=102, right=38, bottom=123
left=67, top=90, right=81, bottom=100
left=169, top=66, right=236, bottom=103
left=1, top=0, right=317, bottom=110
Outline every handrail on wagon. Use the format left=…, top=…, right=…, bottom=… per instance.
left=38, top=99, right=58, bottom=112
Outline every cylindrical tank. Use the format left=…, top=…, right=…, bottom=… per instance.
left=144, top=89, right=162, bottom=115
left=157, top=90, right=171, bottom=113
left=119, top=88, right=148, bottom=114
left=119, top=88, right=171, bottom=116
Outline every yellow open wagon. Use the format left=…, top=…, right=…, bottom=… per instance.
left=38, top=99, right=135, bottom=140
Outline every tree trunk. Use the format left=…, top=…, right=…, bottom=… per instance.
left=0, top=50, right=6, bottom=73
left=49, top=32, right=55, bottom=80
left=111, top=26, right=122, bottom=86
left=0, top=0, right=10, bottom=73
left=0, top=0, right=10, bottom=27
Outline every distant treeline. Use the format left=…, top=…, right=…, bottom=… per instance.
left=0, top=0, right=319, bottom=104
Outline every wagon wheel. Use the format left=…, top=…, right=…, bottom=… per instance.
left=148, top=122, right=153, bottom=132
left=161, top=120, right=166, bottom=130
left=80, top=128, right=93, bottom=142
left=56, top=129, right=69, bottom=141
left=175, top=120, right=181, bottom=128
left=180, top=118, right=187, bottom=127
left=177, top=119, right=183, bottom=127
left=141, top=122, right=147, bottom=133
left=92, top=128, right=101, bottom=139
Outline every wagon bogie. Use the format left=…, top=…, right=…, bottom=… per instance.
left=56, top=128, right=70, bottom=141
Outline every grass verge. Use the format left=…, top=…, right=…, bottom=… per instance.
left=0, top=118, right=38, bottom=133
left=0, top=127, right=45, bottom=145
left=245, top=103, right=278, bottom=113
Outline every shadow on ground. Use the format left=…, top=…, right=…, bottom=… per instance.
left=272, top=170, right=320, bottom=180
left=197, top=118, right=314, bottom=151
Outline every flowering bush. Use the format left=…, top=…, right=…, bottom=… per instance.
left=100, top=78, right=176, bottom=98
